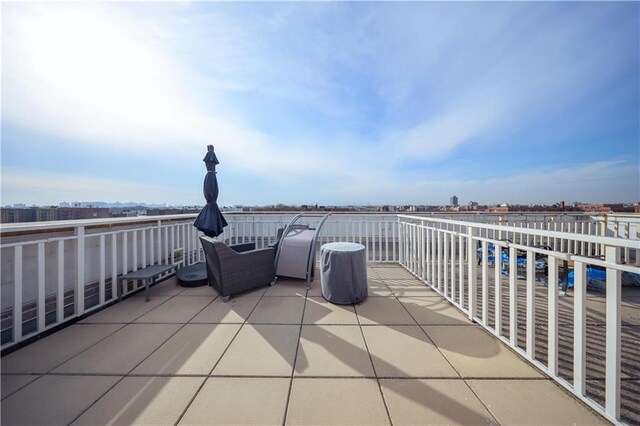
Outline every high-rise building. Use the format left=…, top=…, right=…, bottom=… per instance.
left=450, top=195, right=458, bottom=206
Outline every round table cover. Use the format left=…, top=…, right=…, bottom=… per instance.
left=320, top=242, right=368, bottom=304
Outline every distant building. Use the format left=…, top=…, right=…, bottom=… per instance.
left=1, top=208, right=36, bottom=223
left=1, top=206, right=109, bottom=223
left=57, top=207, right=109, bottom=220
left=450, top=195, right=458, bottom=206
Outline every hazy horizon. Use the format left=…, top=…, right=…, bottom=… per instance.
left=2, top=2, right=639, bottom=206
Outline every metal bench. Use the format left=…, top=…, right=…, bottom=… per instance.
left=118, top=263, right=178, bottom=302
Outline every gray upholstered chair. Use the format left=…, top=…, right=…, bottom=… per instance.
left=199, top=236, right=276, bottom=301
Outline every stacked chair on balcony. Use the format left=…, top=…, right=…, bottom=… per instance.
left=199, top=236, right=276, bottom=302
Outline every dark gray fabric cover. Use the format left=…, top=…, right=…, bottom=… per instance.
left=194, top=145, right=227, bottom=237
left=320, top=242, right=368, bottom=304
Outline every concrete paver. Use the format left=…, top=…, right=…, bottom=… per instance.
left=286, top=378, right=390, bottom=425
left=132, top=324, right=241, bottom=375
left=295, top=325, right=374, bottom=377
left=53, top=323, right=181, bottom=374
left=1, top=324, right=123, bottom=374
left=381, top=379, right=496, bottom=425
left=213, top=325, right=299, bottom=376
left=1, top=375, right=120, bottom=426
left=467, top=379, right=606, bottom=425
left=73, top=376, right=203, bottom=425
left=180, top=377, right=290, bottom=425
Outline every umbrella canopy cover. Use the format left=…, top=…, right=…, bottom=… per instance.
left=193, top=145, right=228, bottom=237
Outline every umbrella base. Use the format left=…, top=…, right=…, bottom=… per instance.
left=176, top=262, right=208, bottom=287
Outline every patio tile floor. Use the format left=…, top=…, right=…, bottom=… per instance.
left=1, top=264, right=607, bottom=425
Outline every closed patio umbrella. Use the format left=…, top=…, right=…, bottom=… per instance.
left=193, top=145, right=228, bottom=237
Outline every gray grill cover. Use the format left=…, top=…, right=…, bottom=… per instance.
left=320, top=242, right=368, bottom=304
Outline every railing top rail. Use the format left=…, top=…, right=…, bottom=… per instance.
left=397, top=214, right=640, bottom=249
left=0, top=214, right=199, bottom=233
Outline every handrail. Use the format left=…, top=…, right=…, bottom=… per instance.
left=397, top=214, right=640, bottom=248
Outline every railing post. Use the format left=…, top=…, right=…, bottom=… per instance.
left=37, top=242, right=46, bottom=331
left=509, top=246, right=518, bottom=346
left=458, top=235, right=464, bottom=307
left=57, top=240, right=65, bottom=323
left=573, top=260, right=587, bottom=396
left=14, top=245, right=23, bottom=343
left=99, top=235, right=106, bottom=305
left=467, top=226, right=477, bottom=320
left=111, top=234, right=118, bottom=301
left=548, top=256, right=559, bottom=376
left=481, top=241, right=488, bottom=325
left=605, top=246, right=621, bottom=420
left=76, top=226, right=85, bottom=316
left=526, top=250, right=536, bottom=358
left=398, top=219, right=403, bottom=266
left=494, top=243, right=502, bottom=336
left=444, top=232, right=449, bottom=297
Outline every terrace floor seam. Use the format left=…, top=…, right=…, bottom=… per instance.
left=281, top=285, right=309, bottom=426
left=174, top=280, right=272, bottom=425
left=354, top=300, right=394, bottom=425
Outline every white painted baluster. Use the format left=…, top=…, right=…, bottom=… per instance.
left=150, top=227, right=155, bottom=265
left=37, top=242, right=46, bottom=331
left=468, top=227, right=477, bottom=320
left=548, top=256, right=558, bottom=375
left=14, top=246, right=23, bottom=342
left=495, top=243, right=502, bottom=336
left=459, top=235, right=465, bottom=307
left=378, top=222, right=383, bottom=262
left=605, top=246, right=621, bottom=420
left=431, top=229, right=439, bottom=288
left=481, top=241, right=488, bottom=325
left=111, top=234, right=117, bottom=301
left=122, top=231, right=129, bottom=274
left=526, top=251, right=535, bottom=359
left=76, top=226, right=85, bottom=316
left=392, top=222, right=397, bottom=262
left=57, top=240, right=65, bottom=323
left=425, top=227, right=431, bottom=285
left=141, top=229, right=147, bottom=268
left=385, top=222, right=389, bottom=261
left=509, top=246, right=517, bottom=346
left=164, top=227, right=169, bottom=264
left=366, top=222, right=371, bottom=262
left=133, top=231, right=138, bottom=273
left=99, top=235, right=105, bottom=305
left=450, top=234, right=456, bottom=301
left=443, top=233, right=449, bottom=297
left=573, top=260, right=587, bottom=396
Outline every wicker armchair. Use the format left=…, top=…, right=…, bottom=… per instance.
left=200, top=236, right=276, bottom=301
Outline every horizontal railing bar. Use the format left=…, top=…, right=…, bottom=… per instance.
left=569, top=255, right=640, bottom=274
left=398, top=214, right=640, bottom=248
left=508, top=243, right=571, bottom=260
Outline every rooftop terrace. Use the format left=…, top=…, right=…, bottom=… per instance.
left=1, top=264, right=610, bottom=425
left=1, top=212, right=638, bottom=424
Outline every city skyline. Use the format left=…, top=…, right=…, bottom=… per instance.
left=2, top=2, right=639, bottom=206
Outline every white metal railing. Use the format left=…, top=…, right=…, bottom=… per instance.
left=1, top=215, right=202, bottom=349
left=397, top=214, right=640, bottom=425
left=219, top=213, right=400, bottom=262
left=1, top=209, right=637, bottom=375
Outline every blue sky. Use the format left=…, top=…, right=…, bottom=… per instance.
left=2, top=2, right=639, bottom=206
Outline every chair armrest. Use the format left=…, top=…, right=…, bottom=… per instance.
left=230, top=242, right=256, bottom=253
